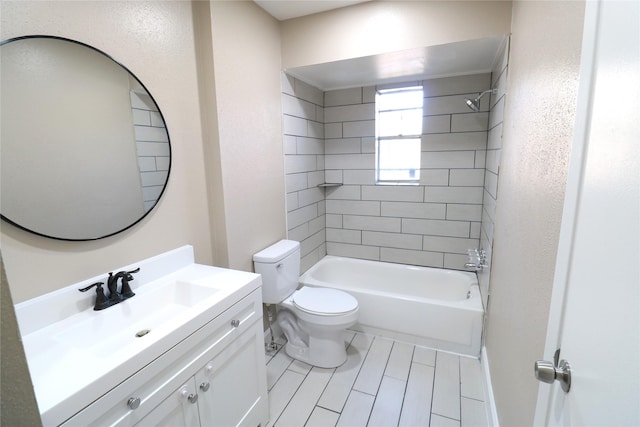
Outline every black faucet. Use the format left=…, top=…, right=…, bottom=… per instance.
left=79, top=267, right=140, bottom=311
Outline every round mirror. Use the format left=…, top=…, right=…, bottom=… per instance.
left=1, top=36, right=171, bottom=240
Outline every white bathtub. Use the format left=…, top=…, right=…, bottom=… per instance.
left=299, top=256, right=484, bottom=356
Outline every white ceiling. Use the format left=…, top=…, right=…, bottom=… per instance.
left=285, top=36, right=508, bottom=91
left=254, top=0, right=370, bottom=21
left=253, top=1, right=507, bottom=91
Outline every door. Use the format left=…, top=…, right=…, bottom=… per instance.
left=533, top=0, right=639, bottom=425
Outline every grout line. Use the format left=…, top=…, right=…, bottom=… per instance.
left=432, top=413, right=461, bottom=422
left=395, top=345, right=418, bottom=426
left=461, top=395, right=485, bottom=403
left=459, top=353, right=463, bottom=426
left=315, top=404, right=341, bottom=414
left=394, top=371, right=411, bottom=426
left=429, top=351, right=439, bottom=426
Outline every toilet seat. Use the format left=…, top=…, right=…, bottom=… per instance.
left=292, top=287, right=358, bottom=316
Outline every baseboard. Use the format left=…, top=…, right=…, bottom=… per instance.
left=482, top=346, right=499, bottom=427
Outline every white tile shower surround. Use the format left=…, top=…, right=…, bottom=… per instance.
left=265, top=332, right=488, bottom=427
left=282, top=72, right=501, bottom=274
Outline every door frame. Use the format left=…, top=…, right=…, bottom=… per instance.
left=532, top=0, right=600, bottom=423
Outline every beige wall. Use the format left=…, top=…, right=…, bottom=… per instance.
left=1, top=253, right=41, bottom=425
left=281, top=1, right=512, bottom=69
left=0, top=1, right=213, bottom=303
left=208, top=1, right=287, bottom=271
left=485, top=1, right=585, bottom=425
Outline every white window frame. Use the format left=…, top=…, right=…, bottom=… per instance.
left=375, top=85, right=424, bottom=185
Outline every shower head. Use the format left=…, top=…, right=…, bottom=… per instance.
left=465, top=98, right=480, bottom=112
left=464, top=88, right=497, bottom=112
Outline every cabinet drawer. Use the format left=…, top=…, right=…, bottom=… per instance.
left=61, top=289, right=262, bottom=426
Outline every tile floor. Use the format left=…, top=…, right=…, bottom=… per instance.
left=265, top=331, right=488, bottom=427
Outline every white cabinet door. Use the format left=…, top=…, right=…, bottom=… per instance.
left=135, top=378, right=200, bottom=427
left=196, top=323, right=268, bottom=427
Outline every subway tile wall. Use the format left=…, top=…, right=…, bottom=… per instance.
left=282, top=71, right=503, bottom=273
left=323, top=73, right=491, bottom=269
left=131, top=91, right=170, bottom=212
left=282, top=74, right=327, bottom=272
left=478, top=38, right=510, bottom=309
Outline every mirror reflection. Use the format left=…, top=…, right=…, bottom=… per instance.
left=1, top=36, right=171, bottom=240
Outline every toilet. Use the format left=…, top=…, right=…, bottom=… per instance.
left=253, top=240, right=359, bottom=368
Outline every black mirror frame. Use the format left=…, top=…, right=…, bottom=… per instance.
left=0, top=35, right=172, bottom=241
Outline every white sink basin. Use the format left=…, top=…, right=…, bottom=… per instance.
left=53, top=280, right=220, bottom=354
left=14, top=246, right=262, bottom=427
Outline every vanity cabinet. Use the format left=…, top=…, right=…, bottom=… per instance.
left=61, top=288, right=268, bottom=427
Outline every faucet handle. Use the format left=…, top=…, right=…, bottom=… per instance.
left=78, top=282, right=112, bottom=310
left=120, top=267, right=140, bottom=299
left=78, top=281, right=104, bottom=292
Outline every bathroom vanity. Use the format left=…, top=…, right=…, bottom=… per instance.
left=14, top=247, right=268, bottom=427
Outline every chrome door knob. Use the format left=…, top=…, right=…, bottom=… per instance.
left=535, top=359, right=572, bottom=392
left=231, top=319, right=240, bottom=328
left=200, top=382, right=210, bottom=392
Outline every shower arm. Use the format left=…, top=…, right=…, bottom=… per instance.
left=476, top=88, right=497, bottom=101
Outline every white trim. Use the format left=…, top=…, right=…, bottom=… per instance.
left=482, top=346, right=499, bottom=427
left=532, top=0, right=600, bottom=424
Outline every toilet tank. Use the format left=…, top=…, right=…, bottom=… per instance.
left=253, top=240, right=300, bottom=304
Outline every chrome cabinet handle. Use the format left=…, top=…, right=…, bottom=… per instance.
left=534, top=359, right=572, bottom=392
left=231, top=319, right=240, bottom=328
left=179, top=385, right=199, bottom=404
left=204, top=362, right=214, bottom=376
left=127, top=397, right=141, bottom=410
left=200, top=382, right=210, bottom=392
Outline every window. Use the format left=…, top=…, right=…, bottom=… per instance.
left=375, top=85, right=423, bottom=184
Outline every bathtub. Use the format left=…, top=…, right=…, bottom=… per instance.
left=299, top=256, right=484, bottom=357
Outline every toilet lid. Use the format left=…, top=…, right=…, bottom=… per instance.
left=293, top=287, right=358, bottom=315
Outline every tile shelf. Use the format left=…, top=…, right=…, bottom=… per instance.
left=317, top=183, right=343, bottom=188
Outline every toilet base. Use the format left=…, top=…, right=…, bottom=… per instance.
left=283, top=329, right=348, bottom=368
left=277, top=309, right=353, bottom=368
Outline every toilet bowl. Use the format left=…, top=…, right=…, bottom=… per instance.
left=253, top=240, right=359, bottom=368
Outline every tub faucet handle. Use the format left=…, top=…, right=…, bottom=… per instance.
left=465, top=248, right=487, bottom=270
